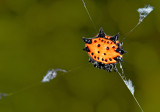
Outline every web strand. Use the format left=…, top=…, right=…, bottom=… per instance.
left=122, top=5, right=154, bottom=40
left=117, top=69, right=144, bottom=112
left=82, top=0, right=97, bottom=32
left=123, top=22, right=140, bottom=39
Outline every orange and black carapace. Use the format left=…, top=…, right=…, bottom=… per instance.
left=82, top=28, right=126, bottom=72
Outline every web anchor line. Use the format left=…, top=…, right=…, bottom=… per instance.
left=122, top=5, right=154, bottom=40
left=82, top=0, right=97, bottom=32
left=118, top=64, right=144, bottom=112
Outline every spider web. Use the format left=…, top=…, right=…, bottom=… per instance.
left=0, top=2, right=154, bottom=112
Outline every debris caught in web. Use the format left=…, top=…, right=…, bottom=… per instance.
left=125, top=4, right=154, bottom=36
left=137, top=5, right=154, bottom=24
left=124, top=79, right=134, bottom=95
left=41, top=69, right=67, bottom=83
left=119, top=64, right=134, bottom=95
left=118, top=64, right=144, bottom=112
left=0, top=93, right=7, bottom=99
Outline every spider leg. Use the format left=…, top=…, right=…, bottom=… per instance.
left=104, top=64, right=112, bottom=72
left=113, top=64, right=118, bottom=72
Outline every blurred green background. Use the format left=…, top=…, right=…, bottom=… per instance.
left=0, top=0, right=160, bottom=112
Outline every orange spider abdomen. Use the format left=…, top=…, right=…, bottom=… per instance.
left=82, top=28, right=126, bottom=72
left=86, top=38, right=122, bottom=64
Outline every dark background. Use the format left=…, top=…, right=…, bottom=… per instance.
left=0, top=0, right=160, bottom=112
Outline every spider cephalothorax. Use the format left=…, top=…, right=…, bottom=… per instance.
left=82, top=28, right=126, bottom=72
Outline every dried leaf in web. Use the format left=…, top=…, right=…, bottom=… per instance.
left=137, top=5, right=154, bottom=24
left=41, top=69, right=67, bottom=83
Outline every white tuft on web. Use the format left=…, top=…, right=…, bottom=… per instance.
left=118, top=64, right=144, bottom=112
left=137, top=5, right=154, bottom=24
left=0, top=69, right=67, bottom=100
left=0, top=93, right=7, bottom=99
left=125, top=4, right=154, bottom=37
left=124, top=79, right=134, bottom=95
left=41, top=69, right=67, bottom=83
